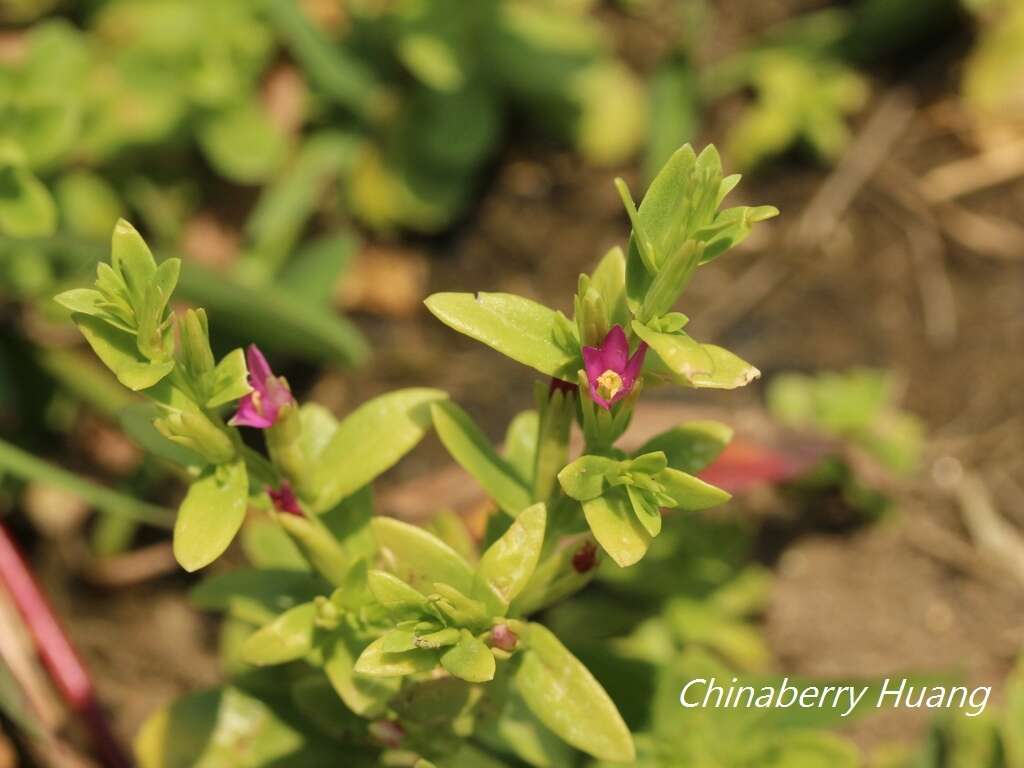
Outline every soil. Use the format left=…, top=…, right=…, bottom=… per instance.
left=8, top=1, right=1024, bottom=764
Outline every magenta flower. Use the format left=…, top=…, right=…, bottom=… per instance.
left=581, top=326, right=647, bottom=410
left=229, top=345, right=295, bottom=429
left=267, top=482, right=302, bottom=517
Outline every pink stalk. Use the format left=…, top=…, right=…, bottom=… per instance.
left=0, top=522, right=132, bottom=768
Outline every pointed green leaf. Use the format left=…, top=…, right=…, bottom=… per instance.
left=558, top=455, right=619, bottom=502
left=323, top=626, right=400, bottom=717
left=111, top=219, right=156, bottom=309
left=372, top=517, right=475, bottom=596
left=311, top=389, right=447, bottom=512
left=634, top=420, right=733, bottom=474
left=627, top=486, right=662, bottom=537
left=632, top=320, right=713, bottom=386
left=689, top=344, right=760, bottom=390
left=502, top=410, right=538, bottom=484
left=590, top=246, right=629, bottom=330
left=516, top=623, right=634, bottom=763
left=190, top=569, right=326, bottom=625
left=241, top=602, right=317, bottom=666
left=424, top=292, right=579, bottom=378
left=431, top=401, right=532, bottom=516
left=173, top=460, right=248, bottom=572
left=354, top=637, right=442, bottom=677
left=582, top=488, right=651, bottom=568
left=74, top=314, right=174, bottom=391
left=658, top=467, right=731, bottom=511
left=275, top=513, right=350, bottom=587
left=441, top=630, right=495, bottom=683
left=474, top=503, right=546, bottom=613
left=205, top=348, right=251, bottom=408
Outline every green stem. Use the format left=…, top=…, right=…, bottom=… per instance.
left=0, top=438, right=174, bottom=529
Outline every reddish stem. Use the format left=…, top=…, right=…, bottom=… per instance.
left=0, top=522, right=133, bottom=768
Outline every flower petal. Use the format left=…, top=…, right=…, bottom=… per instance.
left=601, top=325, right=629, bottom=371
left=621, top=342, right=649, bottom=387
left=582, top=345, right=607, bottom=383
left=229, top=394, right=274, bottom=429
left=245, top=344, right=273, bottom=388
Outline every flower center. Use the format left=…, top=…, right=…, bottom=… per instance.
left=595, top=369, right=623, bottom=401
left=251, top=389, right=264, bottom=415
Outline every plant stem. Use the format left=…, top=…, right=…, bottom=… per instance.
left=0, top=439, right=174, bottom=530
left=0, top=523, right=133, bottom=768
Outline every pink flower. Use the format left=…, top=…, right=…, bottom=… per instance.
left=229, top=345, right=294, bottom=429
left=267, top=482, right=302, bottom=517
left=581, top=326, right=647, bottom=410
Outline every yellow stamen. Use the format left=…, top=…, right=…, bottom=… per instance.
left=596, top=369, right=623, bottom=401
left=251, top=389, right=264, bottom=415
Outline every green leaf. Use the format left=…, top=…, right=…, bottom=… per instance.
left=627, top=486, right=662, bottom=537
left=699, top=205, right=779, bottom=263
left=516, top=623, right=634, bottom=763
left=582, top=488, right=652, bottom=568
left=424, top=292, right=579, bottom=378
left=354, top=636, right=443, bottom=677
left=311, top=389, right=447, bottom=512
left=558, top=455, right=619, bottom=502
left=658, top=467, right=731, bottom=511
left=0, top=164, right=57, bottom=237
left=367, top=569, right=431, bottom=615
left=175, top=259, right=367, bottom=367
left=134, top=686, right=352, bottom=768
left=473, top=503, right=546, bottom=613
left=632, top=320, right=713, bottom=385
left=73, top=314, right=174, bottom=391
left=323, top=626, right=400, bottom=717
left=111, top=219, right=157, bottom=310
left=275, top=513, right=350, bottom=587
left=241, top=602, right=317, bottom=666
left=240, top=518, right=309, bottom=572
left=689, top=344, right=761, bottom=390
left=173, top=460, right=249, bottom=572
left=634, top=420, right=733, bottom=474
left=205, top=348, right=251, bottom=408
left=431, top=401, right=532, bottom=517
left=441, top=630, right=496, bottom=683
left=198, top=101, right=288, bottom=184
left=589, top=246, right=629, bottom=331
left=372, top=517, right=475, bottom=596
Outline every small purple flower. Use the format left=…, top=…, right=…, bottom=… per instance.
left=229, top=345, right=295, bottom=429
left=581, top=325, right=647, bottom=410
left=267, top=482, right=302, bottom=517
left=489, top=624, right=518, bottom=652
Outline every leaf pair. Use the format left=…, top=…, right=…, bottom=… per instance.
left=55, top=220, right=179, bottom=390
left=355, top=506, right=547, bottom=684
left=559, top=441, right=731, bottom=567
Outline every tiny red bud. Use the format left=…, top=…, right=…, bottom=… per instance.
left=368, top=719, right=404, bottom=748
left=490, top=624, right=518, bottom=651
left=267, top=482, right=302, bottom=516
left=572, top=540, right=598, bottom=573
